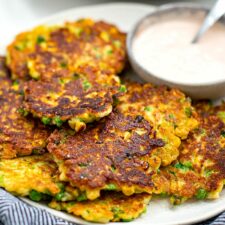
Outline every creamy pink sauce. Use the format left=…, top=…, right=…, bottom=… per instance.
left=133, top=13, right=225, bottom=84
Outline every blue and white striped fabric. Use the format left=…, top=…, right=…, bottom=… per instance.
left=0, top=189, right=224, bottom=225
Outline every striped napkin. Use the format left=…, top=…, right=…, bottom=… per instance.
left=0, top=189, right=224, bottom=225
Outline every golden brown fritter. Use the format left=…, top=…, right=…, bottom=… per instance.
left=0, top=154, right=60, bottom=197
left=116, top=82, right=199, bottom=166
left=7, top=18, right=126, bottom=81
left=0, top=153, right=83, bottom=202
left=47, top=111, right=164, bottom=200
left=0, top=79, right=51, bottom=159
left=49, top=192, right=151, bottom=223
left=157, top=101, right=225, bottom=204
left=23, top=65, right=120, bottom=131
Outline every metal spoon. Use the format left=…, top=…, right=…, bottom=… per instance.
left=192, top=0, right=225, bottom=43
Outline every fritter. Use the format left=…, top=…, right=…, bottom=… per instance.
left=7, top=18, right=126, bottom=81
left=0, top=79, right=51, bottom=159
left=116, top=82, right=199, bottom=166
left=47, top=111, right=164, bottom=200
left=0, top=153, right=87, bottom=202
left=157, top=101, right=225, bottom=205
left=0, top=154, right=60, bottom=198
left=49, top=192, right=151, bottom=223
left=23, top=65, right=120, bottom=131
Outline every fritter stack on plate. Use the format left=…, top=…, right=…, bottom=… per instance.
left=1, top=18, right=223, bottom=224
left=156, top=101, right=225, bottom=205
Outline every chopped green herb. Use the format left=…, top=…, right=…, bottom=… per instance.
left=174, top=162, right=192, bottom=171
left=204, top=169, right=214, bottom=177
left=111, top=207, right=124, bottom=217
left=105, top=183, right=117, bottom=191
left=60, top=62, right=67, bottom=68
left=41, top=116, right=51, bottom=125
left=144, top=106, right=152, bottom=112
left=17, top=108, right=29, bottom=116
left=77, top=193, right=87, bottom=202
left=196, top=188, right=208, bottom=200
left=78, top=162, right=89, bottom=167
left=159, top=192, right=168, bottom=197
left=103, top=45, right=113, bottom=55
left=36, top=35, right=46, bottom=44
left=53, top=116, right=63, bottom=127
left=57, top=183, right=65, bottom=192
left=119, top=85, right=127, bottom=93
left=12, top=80, right=19, bottom=86
left=169, top=114, right=175, bottom=119
left=29, top=190, right=43, bottom=202
left=185, top=107, right=192, bottom=117
left=55, top=192, right=65, bottom=201
left=82, top=80, right=92, bottom=90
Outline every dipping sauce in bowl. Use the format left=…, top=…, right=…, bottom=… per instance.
left=127, top=4, right=225, bottom=99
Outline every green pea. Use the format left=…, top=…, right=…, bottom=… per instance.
left=53, top=116, right=63, bottom=127
left=12, top=80, right=19, bottom=86
left=41, top=117, right=51, bottom=125
left=55, top=192, right=65, bottom=201
left=17, top=108, right=29, bottom=117
left=196, top=188, right=208, bottom=200
left=36, top=35, right=45, bottom=44
left=77, top=193, right=87, bottom=202
left=105, top=183, right=117, bottom=191
left=29, top=190, right=43, bottom=202
left=174, top=162, right=192, bottom=171
left=119, top=85, right=127, bottom=93
left=185, top=107, right=192, bottom=117
left=82, top=80, right=92, bottom=90
left=144, top=106, right=152, bottom=112
left=60, top=62, right=67, bottom=68
left=204, top=169, right=214, bottom=177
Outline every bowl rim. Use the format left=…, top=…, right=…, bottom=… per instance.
left=126, top=2, right=225, bottom=87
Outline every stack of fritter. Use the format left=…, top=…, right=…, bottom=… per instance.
left=0, top=18, right=223, bottom=223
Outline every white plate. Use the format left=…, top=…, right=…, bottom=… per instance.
left=1, top=2, right=224, bottom=225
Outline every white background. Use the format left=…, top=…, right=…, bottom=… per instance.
left=0, top=0, right=214, bottom=33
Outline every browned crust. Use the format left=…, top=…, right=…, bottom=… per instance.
left=47, top=111, right=164, bottom=190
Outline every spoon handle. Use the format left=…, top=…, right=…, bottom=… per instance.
left=192, top=0, right=225, bottom=43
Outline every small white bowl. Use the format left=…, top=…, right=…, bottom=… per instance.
left=127, top=3, right=225, bottom=99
